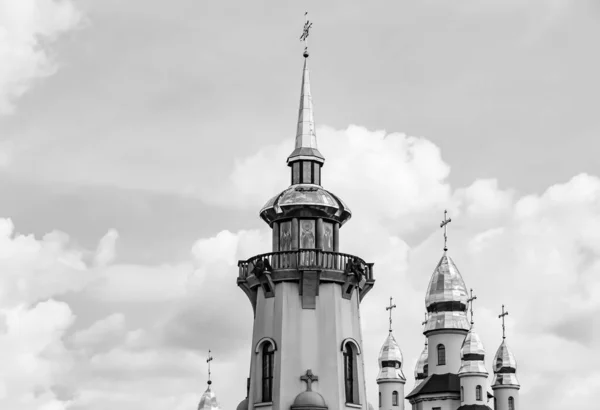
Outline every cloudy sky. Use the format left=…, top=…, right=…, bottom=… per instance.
left=1, top=0, right=599, bottom=409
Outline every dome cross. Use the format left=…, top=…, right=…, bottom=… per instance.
left=386, top=296, right=397, bottom=333
left=440, top=210, right=452, bottom=252
left=467, top=288, right=477, bottom=325
left=300, top=369, right=319, bottom=392
left=499, top=304, right=509, bottom=339
left=206, top=349, right=213, bottom=384
left=421, top=311, right=428, bottom=327
left=299, top=12, right=313, bottom=57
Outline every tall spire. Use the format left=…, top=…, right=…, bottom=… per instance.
left=287, top=13, right=324, bottom=166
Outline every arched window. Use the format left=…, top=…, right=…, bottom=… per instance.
left=460, top=386, right=464, bottom=402
left=343, top=343, right=358, bottom=404
left=508, top=396, right=515, bottom=410
left=392, top=391, right=398, bottom=406
left=475, top=385, right=482, bottom=401
left=437, top=344, right=446, bottom=365
left=261, top=343, right=274, bottom=402
left=378, top=392, right=381, bottom=408
left=494, top=396, right=497, bottom=409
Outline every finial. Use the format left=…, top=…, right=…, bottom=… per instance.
left=386, top=297, right=397, bottom=333
left=440, top=210, right=452, bottom=252
left=467, top=289, right=477, bottom=325
left=206, top=349, right=213, bottom=384
left=499, top=305, right=509, bottom=340
left=421, top=312, right=428, bottom=327
left=300, top=12, right=312, bottom=58
left=300, top=369, right=319, bottom=392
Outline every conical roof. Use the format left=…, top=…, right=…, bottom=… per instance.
left=198, top=383, right=221, bottom=410
left=458, top=324, right=488, bottom=375
left=287, top=56, right=324, bottom=164
left=377, top=332, right=406, bottom=381
left=414, top=341, right=429, bottom=385
left=492, top=340, right=520, bottom=387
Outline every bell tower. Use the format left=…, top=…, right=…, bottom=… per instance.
left=236, top=15, right=375, bottom=410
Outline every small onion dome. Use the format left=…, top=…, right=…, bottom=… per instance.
left=236, top=398, right=248, bottom=410
left=458, top=325, right=488, bottom=376
left=259, top=184, right=351, bottom=225
left=492, top=340, right=520, bottom=387
left=198, top=383, right=221, bottom=410
left=377, top=332, right=406, bottom=381
left=414, top=342, right=429, bottom=386
left=424, top=254, right=470, bottom=333
left=290, top=390, right=328, bottom=410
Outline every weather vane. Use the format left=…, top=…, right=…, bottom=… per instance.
left=207, top=350, right=213, bottom=384
left=499, top=305, right=509, bottom=339
left=300, top=12, right=313, bottom=58
left=440, top=210, right=452, bottom=252
left=467, top=289, right=477, bottom=325
left=386, top=297, right=397, bottom=333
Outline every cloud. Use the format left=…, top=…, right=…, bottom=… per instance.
left=0, top=0, right=83, bottom=114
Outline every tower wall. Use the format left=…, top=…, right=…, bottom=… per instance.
left=247, top=281, right=368, bottom=410
left=426, top=330, right=467, bottom=375
left=378, top=380, right=405, bottom=410
left=492, top=386, right=519, bottom=410
left=459, top=374, right=488, bottom=406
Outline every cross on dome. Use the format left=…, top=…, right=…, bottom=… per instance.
left=499, top=304, right=509, bottom=339
left=386, top=297, right=397, bottom=333
left=440, top=210, right=452, bottom=252
left=467, top=289, right=477, bottom=325
left=300, top=369, right=319, bottom=392
left=206, top=349, right=214, bottom=384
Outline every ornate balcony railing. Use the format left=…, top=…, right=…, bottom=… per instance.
left=238, top=249, right=374, bottom=281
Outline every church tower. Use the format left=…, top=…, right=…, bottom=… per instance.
left=236, top=16, right=375, bottom=410
left=377, top=298, right=406, bottom=410
left=491, top=306, right=520, bottom=410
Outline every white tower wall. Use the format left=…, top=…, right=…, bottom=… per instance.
left=426, top=330, right=467, bottom=375
left=459, top=374, right=488, bottom=406
left=492, top=386, right=519, bottom=410
left=378, top=380, right=404, bottom=410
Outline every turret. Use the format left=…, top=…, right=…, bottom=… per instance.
left=413, top=340, right=428, bottom=388
left=492, top=305, right=520, bottom=410
left=457, top=323, right=490, bottom=409
left=377, top=298, right=405, bottom=410
left=236, top=16, right=375, bottom=410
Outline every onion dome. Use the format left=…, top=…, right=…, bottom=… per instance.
left=260, top=184, right=351, bottom=225
left=291, top=391, right=328, bottom=410
left=236, top=398, right=248, bottom=410
left=414, top=341, right=429, bottom=386
left=492, top=340, right=520, bottom=387
left=423, top=254, right=470, bottom=333
left=377, top=332, right=406, bottom=381
left=458, top=325, right=488, bottom=375
left=198, top=382, right=221, bottom=410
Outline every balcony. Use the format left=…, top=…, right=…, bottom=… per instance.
left=237, top=250, right=375, bottom=309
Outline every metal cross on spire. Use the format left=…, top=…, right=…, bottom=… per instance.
left=499, top=305, right=509, bottom=339
left=440, top=210, right=452, bottom=252
left=300, top=369, right=319, bottom=392
left=300, top=12, right=313, bottom=57
left=421, top=311, right=428, bottom=327
left=206, top=349, right=213, bottom=384
left=467, top=288, right=477, bottom=325
left=386, top=297, right=397, bottom=333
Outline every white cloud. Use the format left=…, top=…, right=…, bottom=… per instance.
left=0, top=0, right=83, bottom=114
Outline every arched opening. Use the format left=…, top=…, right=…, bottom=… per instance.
left=261, top=343, right=274, bottom=402
left=437, top=344, right=446, bottom=365
left=475, top=385, right=482, bottom=401
left=509, top=396, right=515, bottom=410
left=343, top=342, right=359, bottom=404
left=460, top=386, right=464, bottom=402
left=392, top=391, right=398, bottom=406
left=378, top=392, right=381, bottom=408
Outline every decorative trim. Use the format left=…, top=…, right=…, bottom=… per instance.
left=253, top=402, right=273, bottom=408
left=254, top=337, right=277, bottom=353
left=340, top=338, right=362, bottom=355
left=345, top=403, right=362, bottom=409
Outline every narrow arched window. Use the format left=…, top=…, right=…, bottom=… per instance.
left=476, top=385, right=482, bottom=401
left=343, top=343, right=356, bottom=403
left=392, top=391, right=398, bottom=406
left=460, top=386, right=464, bottom=402
left=508, top=396, right=515, bottom=410
left=378, top=392, right=381, bottom=408
left=261, top=343, right=274, bottom=402
left=437, top=344, right=446, bottom=365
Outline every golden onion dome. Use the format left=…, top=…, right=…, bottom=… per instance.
left=458, top=325, right=488, bottom=376
left=492, top=340, right=520, bottom=387
left=198, top=383, right=221, bottom=410
left=423, top=254, right=470, bottom=333
left=377, top=332, right=406, bottom=381
left=414, top=341, right=429, bottom=385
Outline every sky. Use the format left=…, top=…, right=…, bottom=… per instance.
left=0, top=0, right=599, bottom=409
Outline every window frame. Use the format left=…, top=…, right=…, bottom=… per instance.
left=392, top=391, right=398, bottom=406
left=476, top=385, right=482, bottom=401
left=261, top=343, right=274, bottom=402
left=437, top=344, right=446, bottom=366
left=508, top=396, right=515, bottom=410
